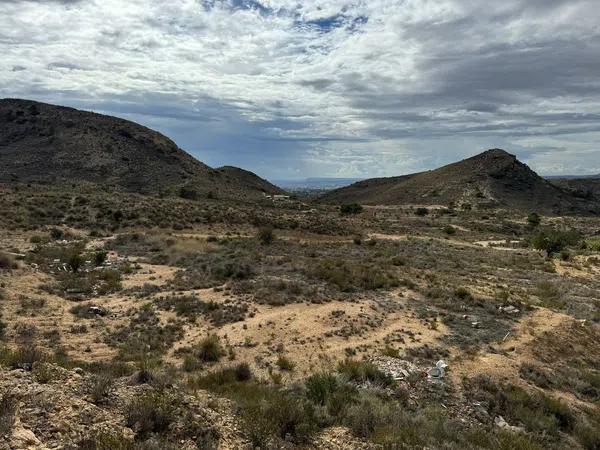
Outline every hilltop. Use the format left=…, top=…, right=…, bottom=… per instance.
left=0, top=99, right=282, bottom=200
left=321, top=149, right=599, bottom=214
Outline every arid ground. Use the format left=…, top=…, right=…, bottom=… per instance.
left=1, top=186, right=599, bottom=449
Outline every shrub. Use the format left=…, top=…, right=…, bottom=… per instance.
left=531, top=229, right=582, bottom=257
left=0, top=391, right=18, bottom=437
left=87, top=373, right=114, bottom=404
left=125, top=391, right=179, bottom=437
left=340, top=203, right=363, bottom=215
left=527, top=212, right=541, bottom=227
left=337, top=360, right=393, bottom=386
left=534, top=281, right=564, bottom=309
left=305, top=373, right=338, bottom=405
left=443, top=225, right=456, bottom=235
left=76, top=431, right=134, bottom=450
left=454, top=287, right=472, bottom=300
left=312, top=259, right=397, bottom=292
left=6, top=345, right=47, bottom=371
left=0, top=252, right=17, bottom=270
left=257, top=226, right=275, bottom=245
left=344, top=392, right=393, bottom=438
left=193, top=363, right=253, bottom=388
left=32, top=362, right=59, bottom=383
left=276, top=356, right=295, bottom=371
left=67, top=252, right=84, bottom=273
left=465, top=375, right=574, bottom=435
left=415, top=207, right=429, bottom=216
left=94, top=251, right=108, bottom=266
left=238, top=387, right=317, bottom=447
left=197, top=334, right=224, bottom=362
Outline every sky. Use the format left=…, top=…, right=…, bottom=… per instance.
left=2, top=0, right=600, bottom=180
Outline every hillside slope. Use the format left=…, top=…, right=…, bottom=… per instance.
left=321, top=149, right=598, bottom=214
left=551, top=177, right=600, bottom=202
left=0, top=99, right=282, bottom=199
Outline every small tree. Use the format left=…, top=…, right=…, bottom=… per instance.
left=340, top=203, right=363, bottom=215
left=531, top=229, right=581, bottom=257
left=67, top=252, right=84, bottom=273
left=94, top=251, right=108, bottom=266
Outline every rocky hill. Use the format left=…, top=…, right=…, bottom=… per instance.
left=0, top=99, right=283, bottom=200
left=320, top=149, right=599, bottom=214
left=551, top=176, right=600, bottom=202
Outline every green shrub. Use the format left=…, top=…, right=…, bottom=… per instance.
left=443, top=225, right=457, bottom=235
left=276, top=355, right=295, bottom=371
left=125, top=391, right=179, bottom=437
left=197, top=334, right=224, bottom=362
left=87, top=373, right=114, bottom=404
left=305, top=373, right=338, bottom=405
left=415, top=207, right=429, bottom=216
left=575, top=420, right=600, bottom=450
left=193, top=363, right=253, bottom=389
left=527, top=213, right=541, bottom=227
left=238, top=387, right=318, bottom=447
left=337, top=360, right=393, bottom=386
left=344, top=392, right=393, bottom=438
left=531, top=229, right=581, bottom=256
left=465, top=375, right=574, bottom=435
left=94, top=251, right=108, bottom=266
left=454, top=287, right=472, bottom=300
left=67, top=252, right=84, bottom=273
left=340, top=203, right=363, bottom=215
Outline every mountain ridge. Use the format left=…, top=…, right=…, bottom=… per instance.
left=320, top=149, right=599, bottom=214
left=0, top=98, right=282, bottom=200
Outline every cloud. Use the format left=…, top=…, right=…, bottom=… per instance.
left=1, top=0, right=599, bottom=178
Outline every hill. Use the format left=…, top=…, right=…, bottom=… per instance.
left=551, top=176, right=600, bottom=202
left=320, top=149, right=599, bottom=214
left=0, top=99, right=282, bottom=199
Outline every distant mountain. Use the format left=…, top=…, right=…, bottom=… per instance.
left=0, top=99, right=282, bottom=200
left=274, top=177, right=363, bottom=190
left=320, top=149, right=599, bottom=214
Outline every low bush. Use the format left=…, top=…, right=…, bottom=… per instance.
left=312, top=259, right=398, bottom=292
left=125, top=390, right=179, bottom=438
left=87, top=373, right=114, bottom=404
left=337, top=359, right=393, bottom=387
left=257, top=226, right=275, bottom=245
left=340, top=203, right=363, bottom=215
left=465, top=375, right=575, bottom=435
left=0, top=252, right=17, bottom=270
left=197, top=334, right=224, bottom=362
left=276, top=355, right=296, bottom=371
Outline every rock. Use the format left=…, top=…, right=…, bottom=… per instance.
left=494, top=415, right=524, bottom=433
left=73, top=367, right=84, bottom=375
left=10, top=422, right=46, bottom=450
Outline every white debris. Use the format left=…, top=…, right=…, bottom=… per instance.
left=428, top=360, right=448, bottom=379
left=499, top=305, right=519, bottom=314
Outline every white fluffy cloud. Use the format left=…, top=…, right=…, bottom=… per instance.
left=1, top=0, right=600, bottom=178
